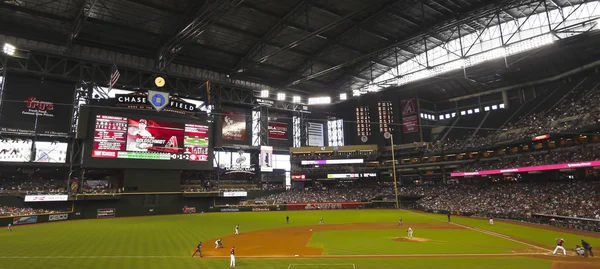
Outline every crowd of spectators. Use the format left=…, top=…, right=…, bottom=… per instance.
left=429, top=80, right=600, bottom=153
left=458, top=144, right=600, bottom=172
left=0, top=176, right=67, bottom=195
left=292, top=151, right=378, bottom=161
left=0, top=206, right=61, bottom=217
left=258, top=187, right=388, bottom=203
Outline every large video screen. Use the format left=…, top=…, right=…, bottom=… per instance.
left=85, top=111, right=212, bottom=170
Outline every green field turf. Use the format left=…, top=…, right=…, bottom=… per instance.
left=0, top=210, right=589, bottom=269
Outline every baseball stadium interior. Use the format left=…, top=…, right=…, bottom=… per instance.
left=1, top=0, right=600, bottom=268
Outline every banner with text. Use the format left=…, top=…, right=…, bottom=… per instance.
left=268, top=122, right=288, bottom=140
left=221, top=112, right=246, bottom=141
left=307, top=122, right=324, bottom=146
left=13, top=216, right=38, bottom=225
left=0, top=74, right=75, bottom=136
left=97, top=208, right=116, bottom=218
left=24, top=195, right=69, bottom=202
left=49, top=214, right=69, bottom=221
left=402, top=115, right=418, bottom=133
left=286, top=202, right=364, bottom=211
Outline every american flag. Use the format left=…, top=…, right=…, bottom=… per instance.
left=109, top=63, right=120, bottom=90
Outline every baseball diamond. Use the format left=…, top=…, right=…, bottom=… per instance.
left=1, top=210, right=599, bottom=269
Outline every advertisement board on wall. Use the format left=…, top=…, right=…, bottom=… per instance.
left=97, top=208, right=116, bottom=218
left=223, top=191, right=248, bottom=197
left=0, top=139, right=68, bottom=163
left=0, top=74, right=74, bottom=136
left=24, top=195, right=69, bottom=202
left=268, top=122, right=288, bottom=140
left=260, top=146, right=273, bottom=172
left=13, top=216, right=38, bottom=225
left=34, top=141, right=68, bottom=163
left=49, top=214, right=69, bottom=221
left=301, top=159, right=363, bottom=165
left=402, top=115, right=419, bottom=133
left=222, top=112, right=246, bottom=141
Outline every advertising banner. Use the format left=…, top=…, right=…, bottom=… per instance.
left=451, top=160, right=600, bottom=177
left=49, top=214, right=69, bottom=221
left=182, top=206, right=196, bottom=213
left=13, top=216, right=38, bottom=225
left=260, top=146, right=273, bottom=172
left=326, top=173, right=376, bottom=179
left=307, top=122, right=324, bottom=146
left=0, top=138, right=32, bottom=162
left=286, top=202, right=364, bottom=211
left=0, top=74, right=74, bottom=136
left=400, top=98, right=417, bottom=115
left=301, top=159, right=363, bottom=165
left=34, top=141, right=68, bottom=163
left=223, top=191, right=248, bottom=197
left=24, top=195, right=69, bottom=202
left=222, top=112, right=246, bottom=141
left=115, top=92, right=197, bottom=114
left=97, top=208, right=116, bottom=218
left=402, top=115, right=418, bottom=133
left=268, top=122, right=288, bottom=140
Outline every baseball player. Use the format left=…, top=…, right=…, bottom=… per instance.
left=192, top=241, right=202, bottom=257
left=230, top=246, right=236, bottom=267
left=319, top=217, right=324, bottom=225
left=489, top=217, right=494, bottom=225
left=582, top=239, right=594, bottom=257
left=286, top=216, right=289, bottom=224
left=398, top=217, right=403, bottom=226
left=235, top=225, right=239, bottom=235
left=407, top=227, right=413, bottom=238
left=216, top=239, right=223, bottom=249
left=575, top=245, right=585, bottom=256
left=553, top=238, right=566, bottom=256
left=7, top=223, right=11, bottom=232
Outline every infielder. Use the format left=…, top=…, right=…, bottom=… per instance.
left=319, top=217, right=324, bottom=225
left=407, top=227, right=413, bottom=238
left=230, top=246, right=236, bottom=267
left=398, top=217, right=403, bottom=226
left=216, top=239, right=223, bottom=249
left=7, top=223, right=11, bottom=232
left=553, top=238, right=566, bottom=256
left=489, top=217, right=494, bottom=225
left=192, top=241, right=202, bottom=257
left=235, top=225, right=239, bottom=235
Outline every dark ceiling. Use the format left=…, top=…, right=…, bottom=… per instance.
left=0, top=0, right=596, bottom=99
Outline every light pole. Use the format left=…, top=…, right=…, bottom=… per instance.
left=384, top=132, right=399, bottom=209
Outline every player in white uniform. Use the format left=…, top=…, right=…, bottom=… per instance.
left=319, top=217, right=324, bottom=225
left=7, top=223, right=11, bottom=232
left=235, top=225, right=239, bottom=235
left=215, top=239, right=223, bottom=249
left=407, top=227, right=413, bottom=238
left=129, top=119, right=153, bottom=150
left=575, top=244, right=585, bottom=256
left=489, top=217, right=494, bottom=225
left=553, top=238, right=566, bottom=256
left=230, top=246, right=236, bottom=267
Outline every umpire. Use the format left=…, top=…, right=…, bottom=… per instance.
left=192, top=241, right=202, bottom=257
left=581, top=239, right=594, bottom=258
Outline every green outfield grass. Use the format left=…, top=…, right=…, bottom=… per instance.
left=0, top=210, right=590, bottom=269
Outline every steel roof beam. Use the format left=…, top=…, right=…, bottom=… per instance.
left=156, top=0, right=245, bottom=72
left=69, top=0, right=98, bottom=48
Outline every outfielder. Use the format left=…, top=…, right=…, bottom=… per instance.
left=407, top=227, right=413, bottom=238
left=489, top=217, right=494, bottom=225
left=7, top=223, right=11, bottom=232
left=320, top=217, right=324, bottom=225
left=235, top=225, right=239, bottom=235
left=553, top=238, right=566, bottom=256
left=230, top=246, right=236, bottom=267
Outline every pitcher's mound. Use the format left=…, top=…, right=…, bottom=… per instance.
left=393, top=237, right=430, bottom=242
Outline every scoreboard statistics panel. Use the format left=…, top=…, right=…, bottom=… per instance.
left=84, top=110, right=212, bottom=170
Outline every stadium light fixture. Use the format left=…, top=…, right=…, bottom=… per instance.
left=451, top=112, right=456, bottom=117
left=484, top=106, right=490, bottom=111
left=445, top=113, right=450, bottom=118
left=260, top=90, right=269, bottom=98
left=339, top=93, right=347, bottom=100
left=3, top=43, right=15, bottom=56
left=308, top=96, right=331, bottom=105
left=474, top=108, right=480, bottom=113
left=492, top=105, right=498, bottom=110
left=277, top=92, right=286, bottom=101
left=292, top=95, right=301, bottom=103
left=439, top=115, right=444, bottom=120
left=460, top=111, right=466, bottom=115
left=499, top=103, right=505, bottom=109
left=467, top=109, right=473, bottom=114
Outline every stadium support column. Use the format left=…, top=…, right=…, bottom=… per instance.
left=502, top=91, right=510, bottom=109
left=0, top=55, right=7, bottom=119
left=296, top=110, right=308, bottom=147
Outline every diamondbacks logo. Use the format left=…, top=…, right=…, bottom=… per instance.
left=148, top=90, right=170, bottom=111
left=400, top=98, right=417, bottom=115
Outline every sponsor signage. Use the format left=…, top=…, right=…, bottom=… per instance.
left=97, top=208, right=116, bottom=218
left=222, top=112, right=246, bottom=141
left=252, top=208, right=270, bottom=212
left=0, top=139, right=68, bottom=163
left=0, top=74, right=74, bottom=136
left=260, top=146, right=273, bottom=172
left=286, top=202, right=364, bottom=211
left=532, top=134, right=550, bottom=141
left=327, top=173, right=376, bottom=179
left=13, top=216, right=38, bottom=225
left=307, top=122, right=324, bottom=147
left=115, top=92, right=197, bottom=114
left=400, top=98, right=417, bottom=115
left=451, top=160, right=600, bottom=177
left=268, top=122, right=288, bottom=140
left=301, top=159, right=364, bottom=165
left=256, top=98, right=274, bottom=107
left=182, top=206, right=196, bottom=213
left=49, top=214, right=69, bottom=221
left=24, top=195, right=69, bottom=202
left=223, top=191, right=248, bottom=197
left=291, top=175, right=306, bottom=180
left=220, top=208, right=240, bottom=212
left=402, top=115, right=419, bottom=133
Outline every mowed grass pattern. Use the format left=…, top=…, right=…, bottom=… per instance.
left=0, top=209, right=576, bottom=269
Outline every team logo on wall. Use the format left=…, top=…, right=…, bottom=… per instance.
left=400, top=98, right=417, bottom=115
left=148, top=90, right=170, bottom=111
